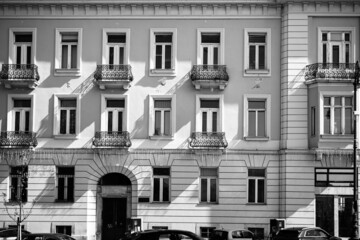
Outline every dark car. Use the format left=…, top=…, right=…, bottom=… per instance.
left=273, top=227, right=341, bottom=240
left=123, top=229, right=203, bottom=240
left=0, top=228, right=31, bottom=239
left=22, top=233, right=75, bottom=240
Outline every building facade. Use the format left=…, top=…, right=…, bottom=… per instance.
left=0, top=0, right=359, bottom=239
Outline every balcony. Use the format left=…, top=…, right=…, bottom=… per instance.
left=0, top=64, right=40, bottom=89
left=189, top=132, right=228, bottom=149
left=305, top=63, right=356, bottom=83
left=0, top=131, right=38, bottom=148
left=190, top=65, right=229, bottom=90
left=94, top=65, right=133, bottom=90
left=93, top=131, right=132, bottom=148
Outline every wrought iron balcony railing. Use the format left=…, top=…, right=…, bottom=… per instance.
left=305, top=63, right=356, bottom=81
left=94, top=65, right=133, bottom=81
left=189, top=132, right=228, bottom=149
left=0, top=64, right=40, bottom=89
left=190, top=65, right=229, bottom=81
left=0, top=131, right=38, bottom=148
left=93, top=131, right=132, bottom=148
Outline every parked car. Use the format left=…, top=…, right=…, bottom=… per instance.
left=209, top=229, right=254, bottom=240
left=0, top=228, right=31, bottom=239
left=272, top=227, right=341, bottom=240
left=21, top=233, right=75, bottom=240
left=122, top=229, right=203, bottom=240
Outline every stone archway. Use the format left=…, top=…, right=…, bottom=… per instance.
left=96, top=173, right=132, bottom=240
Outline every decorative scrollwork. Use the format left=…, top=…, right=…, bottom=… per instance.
left=0, top=131, right=38, bottom=148
left=305, top=63, right=356, bottom=81
left=93, top=131, right=132, bottom=148
left=189, top=132, right=228, bottom=149
left=94, top=65, right=133, bottom=81
left=190, top=65, right=229, bottom=81
left=0, top=64, right=40, bottom=81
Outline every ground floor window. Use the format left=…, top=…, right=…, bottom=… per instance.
left=56, top=226, right=72, bottom=236
left=200, top=227, right=216, bottom=239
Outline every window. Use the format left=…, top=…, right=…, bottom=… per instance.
left=318, top=28, right=355, bottom=66
left=200, top=168, right=218, bottom=203
left=197, top=29, right=224, bottom=65
left=56, top=226, right=72, bottom=236
left=55, top=28, right=82, bottom=76
left=149, top=95, right=176, bottom=138
left=150, top=28, right=177, bottom=76
left=54, top=94, right=80, bottom=138
left=311, top=107, right=316, bottom=136
left=56, top=167, right=74, bottom=202
left=152, top=167, right=170, bottom=202
left=244, top=95, right=271, bottom=140
left=101, top=95, right=128, bottom=133
left=248, top=168, right=266, bottom=204
left=322, top=96, right=353, bottom=135
left=315, top=168, right=353, bottom=187
left=196, top=95, right=223, bottom=133
left=7, top=95, right=34, bottom=133
left=9, top=28, right=36, bottom=65
left=102, top=29, right=130, bottom=65
left=9, top=166, right=28, bottom=202
left=244, top=28, right=271, bottom=75
left=200, top=227, right=216, bottom=239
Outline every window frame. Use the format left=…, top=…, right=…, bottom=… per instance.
left=102, top=28, right=130, bottom=65
left=317, top=27, right=355, bottom=64
left=9, top=166, right=28, bottom=203
left=243, top=94, right=271, bottom=141
left=8, top=28, right=37, bottom=65
left=247, top=168, right=266, bottom=204
left=149, top=28, right=177, bottom=76
left=101, top=94, right=128, bottom=132
left=151, top=167, right=171, bottom=203
left=197, top=28, right=225, bottom=65
left=7, top=94, right=35, bottom=132
left=244, top=28, right=271, bottom=76
left=149, top=95, right=176, bottom=139
left=196, top=95, right=223, bottom=133
left=56, top=166, right=75, bottom=202
left=53, top=94, right=81, bottom=139
left=200, top=227, right=216, bottom=239
left=199, top=168, right=218, bottom=204
left=55, top=28, right=82, bottom=76
left=319, top=91, right=354, bottom=136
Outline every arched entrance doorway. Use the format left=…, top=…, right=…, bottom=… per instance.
left=97, top=173, right=132, bottom=240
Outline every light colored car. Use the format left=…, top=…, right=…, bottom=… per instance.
left=209, top=229, right=254, bottom=240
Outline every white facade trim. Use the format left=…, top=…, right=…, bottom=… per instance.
left=7, top=94, right=35, bottom=132
left=195, top=94, right=224, bottom=132
left=8, top=28, right=37, bottom=65
left=101, top=28, right=130, bottom=65
left=196, top=28, right=225, bottom=65
left=100, top=94, right=128, bottom=132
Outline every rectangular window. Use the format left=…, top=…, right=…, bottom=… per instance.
left=10, top=166, right=28, bottom=202
left=248, top=34, right=266, bottom=70
left=56, top=226, right=72, bottom=236
left=248, top=169, right=266, bottom=204
left=14, top=33, right=32, bottom=65
left=153, top=167, right=170, bottom=202
left=59, top=99, right=77, bottom=135
left=321, top=31, right=352, bottom=66
left=201, top=33, right=220, bottom=65
left=61, top=33, right=78, bottom=69
left=200, top=100, right=219, bottom=133
left=247, top=100, right=266, bottom=137
left=107, top=33, right=126, bottom=65
left=154, top=100, right=171, bottom=136
left=200, top=227, right=216, bottom=239
left=57, top=167, right=75, bottom=202
left=106, top=99, right=124, bottom=132
left=323, top=96, right=352, bottom=135
left=315, top=168, right=354, bottom=187
left=200, top=168, right=217, bottom=203
left=155, top=34, right=172, bottom=70
left=13, top=99, right=31, bottom=133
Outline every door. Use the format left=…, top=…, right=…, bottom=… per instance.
left=316, top=195, right=334, bottom=236
left=102, top=198, right=127, bottom=240
left=338, top=196, right=352, bottom=237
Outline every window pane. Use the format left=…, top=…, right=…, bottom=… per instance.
left=203, top=47, right=208, bottom=65
left=332, top=45, right=340, bottom=65
left=324, top=108, right=331, bottom=134
left=331, top=32, right=342, bottom=41
left=108, top=34, right=126, bottom=43
left=15, top=33, right=32, bottom=43
left=249, top=34, right=266, bottom=43
left=212, top=112, right=217, bottom=133
left=61, top=45, right=68, bottom=69
left=154, top=100, right=171, bottom=108
left=165, top=45, right=172, bottom=69
left=201, top=178, right=207, bottom=202
left=60, top=110, right=67, bottom=134
left=248, top=169, right=265, bottom=177
left=118, top=112, right=123, bottom=132
left=202, top=112, right=207, bottom=132
left=61, top=99, right=76, bottom=108
left=334, top=97, right=341, bottom=105
left=107, top=99, right=125, bottom=108
left=71, top=45, right=77, bottom=69
left=345, top=108, right=352, bottom=134
left=334, top=108, right=341, bottom=134
left=201, top=168, right=217, bottom=177
left=324, top=97, right=331, bottom=106
left=156, top=34, right=172, bottom=43
left=210, top=178, right=217, bottom=202
left=248, top=111, right=256, bottom=137
left=345, top=97, right=352, bottom=106
left=249, top=46, right=256, bottom=69
left=248, top=179, right=255, bottom=203
left=26, top=46, right=31, bottom=64
left=11, top=177, right=18, bottom=200
left=258, top=111, right=266, bottom=137
left=108, top=111, right=113, bottom=132
left=200, top=100, right=219, bottom=108
left=163, top=178, right=169, bottom=202
left=155, top=111, right=161, bottom=136
left=322, top=33, right=328, bottom=41
left=323, top=44, right=327, bottom=63
left=201, top=33, right=220, bottom=43
left=119, top=47, right=124, bottom=65
left=109, top=47, right=114, bottom=65
left=61, top=33, right=78, bottom=42
left=67, top=177, right=74, bottom=201
left=155, top=45, right=162, bottom=69
left=14, top=99, right=31, bottom=108
left=25, top=111, right=30, bottom=132
left=58, top=177, right=65, bottom=200
left=16, top=46, right=21, bottom=65
left=58, top=167, right=75, bottom=175
left=213, top=47, right=218, bottom=65
left=153, top=168, right=170, bottom=176
left=249, top=101, right=265, bottom=109
left=258, top=45, right=265, bottom=69
left=15, top=112, right=20, bottom=132
left=153, top=178, right=160, bottom=201
left=164, top=111, right=171, bottom=136
left=258, top=179, right=265, bottom=203
left=69, top=109, right=76, bottom=134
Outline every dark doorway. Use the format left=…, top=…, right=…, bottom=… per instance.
left=316, top=195, right=334, bottom=236
left=102, top=198, right=127, bottom=240
left=338, top=196, right=352, bottom=237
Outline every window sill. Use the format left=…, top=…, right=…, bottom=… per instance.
left=54, top=134, right=79, bottom=140
left=244, top=136, right=269, bottom=141
left=55, top=199, right=74, bottom=203
left=149, top=68, right=176, bottom=77
left=197, top=202, right=218, bottom=205
left=54, top=68, right=81, bottom=77
left=320, top=134, right=353, bottom=140
left=246, top=202, right=266, bottom=205
left=149, top=135, right=174, bottom=141
left=244, top=69, right=270, bottom=76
